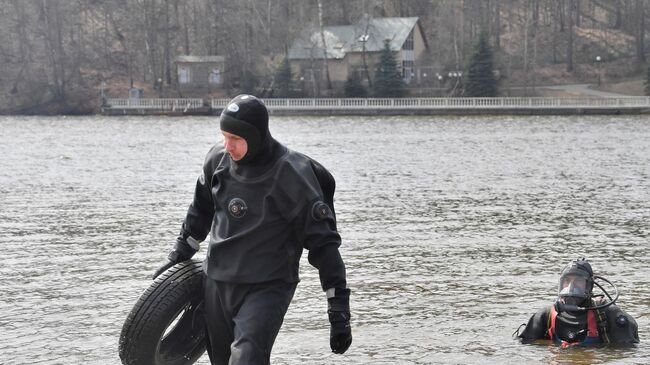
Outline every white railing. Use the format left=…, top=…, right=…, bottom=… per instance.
left=106, top=98, right=204, bottom=110
left=106, top=97, right=650, bottom=112
left=212, top=97, right=650, bottom=110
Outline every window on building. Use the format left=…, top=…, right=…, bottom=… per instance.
left=178, top=66, right=190, bottom=84
left=209, top=68, right=221, bottom=84
left=350, top=66, right=366, bottom=81
left=402, top=31, right=414, bottom=51
left=401, top=31, right=415, bottom=84
left=402, top=60, right=414, bottom=83
left=301, top=68, right=321, bottom=82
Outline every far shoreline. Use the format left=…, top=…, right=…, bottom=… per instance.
left=3, top=95, right=650, bottom=116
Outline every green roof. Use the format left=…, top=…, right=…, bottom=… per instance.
left=288, top=17, right=421, bottom=60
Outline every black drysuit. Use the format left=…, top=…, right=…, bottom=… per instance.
left=518, top=303, right=639, bottom=346
left=179, top=138, right=347, bottom=364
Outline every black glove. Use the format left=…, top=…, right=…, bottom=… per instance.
left=328, top=288, right=352, bottom=354
left=152, top=236, right=197, bottom=280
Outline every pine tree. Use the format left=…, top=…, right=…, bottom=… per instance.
left=372, top=40, right=406, bottom=97
left=465, top=32, right=498, bottom=97
left=274, top=56, right=293, bottom=97
left=344, top=73, right=367, bottom=97
left=645, top=64, right=650, bottom=96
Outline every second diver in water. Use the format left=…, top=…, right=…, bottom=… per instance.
left=516, top=258, right=639, bottom=347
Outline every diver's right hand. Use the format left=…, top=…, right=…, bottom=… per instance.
left=151, top=250, right=186, bottom=280
left=152, top=237, right=198, bottom=280
left=152, top=260, right=175, bottom=280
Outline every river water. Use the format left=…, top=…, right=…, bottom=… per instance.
left=0, top=115, right=648, bottom=364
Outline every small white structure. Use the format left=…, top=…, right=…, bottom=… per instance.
left=175, top=55, right=225, bottom=90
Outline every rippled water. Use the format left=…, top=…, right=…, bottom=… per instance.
left=0, top=115, right=648, bottom=364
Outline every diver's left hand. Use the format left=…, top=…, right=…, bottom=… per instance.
left=327, top=288, right=352, bottom=354
left=329, top=311, right=352, bottom=354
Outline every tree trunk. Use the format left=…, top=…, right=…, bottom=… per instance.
left=494, top=0, right=501, bottom=50
left=557, top=0, right=560, bottom=33
left=10, top=0, right=31, bottom=95
left=566, top=0, right=575, bottom=72
left=181, top=2, right=190, bottom=54
left=614, top=0, right=622, bottom=28
left=164, top=0, right=172, bottom=86
left=459, top=0, right=465, bottom=68
left=623, top=0, right=633, bottom=34
left=267, top=0, right=272, bottom=54
left=523, top=3, right=530, bottom=92
left=532, top=0, right=539, bottom=92
left=634, top=0, right=646, bottom=68
left=101, top=5, right=108, bottom=68
left=41, top=0, right=67, bottom=100
left=143, top=0, right=158, bottom=84
left=532, top=0, right=539, bottom=37
left=11, top=0, right=30, bottom=63
left=317, top=0, right=332, bottom=91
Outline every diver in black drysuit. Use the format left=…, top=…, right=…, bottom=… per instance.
left=516, top=258, right=639, bottom=347
left=153, top=94, right=351, bottom=364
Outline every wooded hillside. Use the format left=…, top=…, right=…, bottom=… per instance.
left=0, top=0, right=648, bottom=114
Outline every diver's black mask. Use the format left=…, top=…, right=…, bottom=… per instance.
left=219, top=94, right=270, bottom=165
left=556, top=258, right=594, bottom=310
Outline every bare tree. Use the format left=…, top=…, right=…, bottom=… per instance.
left=493, top=0, right=501, bottom=50
left=317, top=0, right=333, bottom=91
left=614, top=0, right=622, bottom=28
left=566, top=0, right=575, bottom=72
left=8, top=0, right=32, bottom=95
left=180, top=1, right=190, bottom=54
left=4, top=0, right=650, bottom=113
left=164, top=0, right=172, bottom=86
left=523, top=2, right=531, bottom=88
left=633, top=0, right=646, bottom=69
left=39, top=0, right=67, bottom=100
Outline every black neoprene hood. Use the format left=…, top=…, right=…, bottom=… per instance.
left=219, top=94, right=269, bottom=163
left=561, top=259, right=594, bottom=280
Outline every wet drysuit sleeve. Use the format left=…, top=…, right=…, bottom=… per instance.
left=518, top=307, right=550, bottom=343
left=176, top=147, right=219, bottom=257
left=603, top=305, right=640, bottom=345
left=293, top=160, right=347, bottom=291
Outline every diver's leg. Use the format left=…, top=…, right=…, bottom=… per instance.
left=203, top=277, right=234, bottom=365
left=229, top=281, right=297, bottom=365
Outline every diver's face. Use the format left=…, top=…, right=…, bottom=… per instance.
left=222, top=131, right=248, bottom=161
left=560, top=275, right=587, bottom=295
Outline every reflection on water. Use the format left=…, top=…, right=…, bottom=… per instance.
left=0, top=115, right=648, bottom=364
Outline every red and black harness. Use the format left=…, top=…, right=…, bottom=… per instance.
left=547, top=305, right=609, bottom=347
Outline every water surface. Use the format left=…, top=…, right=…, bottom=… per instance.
left=0, top=115, right=648, bottom=364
